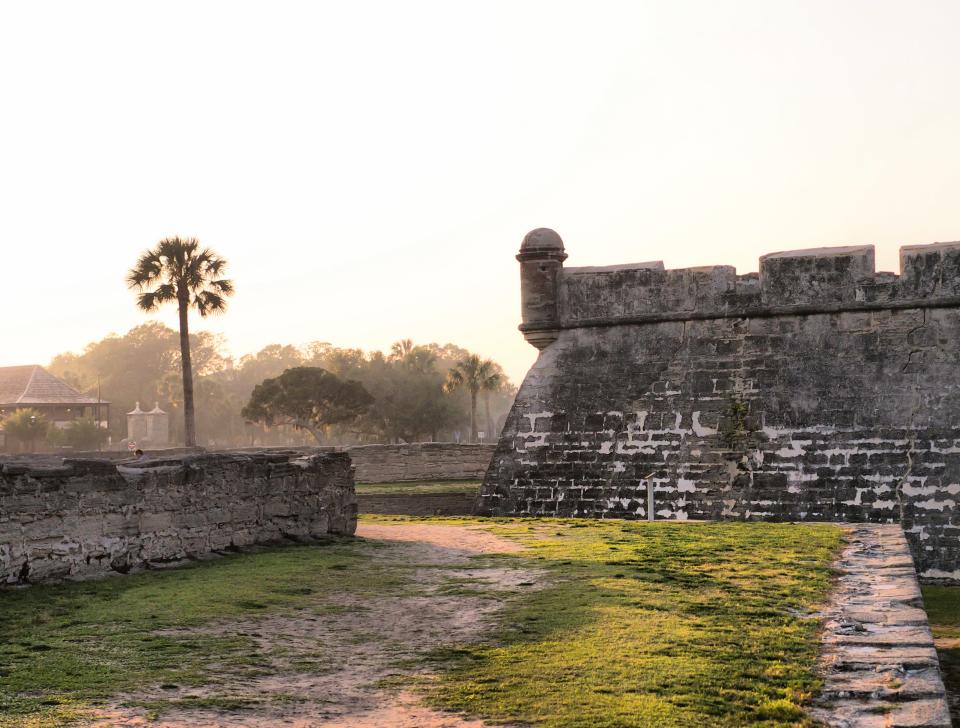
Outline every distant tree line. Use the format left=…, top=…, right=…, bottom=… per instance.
left=47, top=324, right=516, bottom=448
left=28, top=237, right=513, bottom=451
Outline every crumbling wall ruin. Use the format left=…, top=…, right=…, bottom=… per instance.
left=478, top=230, right=960, bottom=582
left=0, top=451, right=356, bottom=584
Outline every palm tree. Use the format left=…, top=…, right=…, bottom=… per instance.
left=127, top=237, right=233, bottom=447
left=443, top=354, right=501, bottom=443
left=390, top=339, right=416, bottom=360
left=390, top=339, right=437, bottom=374
left=478, top=359, right=503, bottom=440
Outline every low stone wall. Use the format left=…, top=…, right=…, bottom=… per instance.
left=0, top=451, right=356, bottom=584
left=49, top=443, right=496, bottom=485
left=356, top=492, right=476, bottom=516
left=812, top=524, right=951, bottom=726
left=345, top=443, right=496, bottom=483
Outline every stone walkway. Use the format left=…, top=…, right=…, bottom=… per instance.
left=811, top=524, right=952, bottom=727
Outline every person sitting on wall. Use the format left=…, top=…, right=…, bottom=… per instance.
left=127, top=448, right=146, bottom=462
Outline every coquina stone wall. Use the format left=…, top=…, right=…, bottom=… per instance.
left=0, top=451, right=356, bottom=584
left=66, top=444, right=497, bottom=484
left=478, top=229, right=960, bottom=582
left=356, top=492, right=477, bottom=516
left=345, top=443, right=495, bottom=483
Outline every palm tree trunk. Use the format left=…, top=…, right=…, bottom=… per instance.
left=484, top=391, right=493, bottom=441
left=178, top=298, right=197, bottom=447
left=469, top=389, right=478, bottom=443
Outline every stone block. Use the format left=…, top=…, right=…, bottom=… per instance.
left=139, top=511, right=174, bottom=533
left=759, top=244, right=876, bottom=306
left=900, top=240, right=960, bottom=298
left=22, top=517, right=65, bottom=541
left=264, top=499, right=293, bottom=517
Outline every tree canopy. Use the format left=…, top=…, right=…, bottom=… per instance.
left=48, top=327, right=516, bottom=448
left=47, top=418, right=107, bottom=451
left=241, top=367, right=373, bottom=443
left=1, top=409, right=49, bottom=452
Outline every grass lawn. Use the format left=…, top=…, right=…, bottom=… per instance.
left=0, top=537, right=405, bottom=727
left=922, top=585, right=960, bottom=723
left=354, top=480, right=481, bottom=495
left=405, top=517, right=843, bottom=727
left=0, top=517, right=842, bottom=727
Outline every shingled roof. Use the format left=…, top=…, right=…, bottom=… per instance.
left=0, top=365, right=108, bottom=406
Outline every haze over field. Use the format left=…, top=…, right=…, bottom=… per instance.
left=1, top=1, right=959, bottom=383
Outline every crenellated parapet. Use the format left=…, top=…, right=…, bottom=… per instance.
left=518, top=230, right=960, bottom=346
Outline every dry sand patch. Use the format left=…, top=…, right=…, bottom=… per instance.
left=84, top=522, right=536, bottom=728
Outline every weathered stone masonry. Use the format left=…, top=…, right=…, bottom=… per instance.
left=344, top=443, right=495, bottom=483
left=478, top=229, right=960, bottom=582
left=43, top=443, right=497, bottom=485
left=0, top=451, right=356, bottom=584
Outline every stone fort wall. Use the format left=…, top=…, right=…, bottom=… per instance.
left=477, top=230, right=960, bottom=582
left=0, top=451, right=356, bottom=584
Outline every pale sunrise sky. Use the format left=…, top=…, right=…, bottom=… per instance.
left=1, top=1, right=958, bottom=384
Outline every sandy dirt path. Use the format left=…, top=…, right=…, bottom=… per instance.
left=83, top=522, right=536, bottom=728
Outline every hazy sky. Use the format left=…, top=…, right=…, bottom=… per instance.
left=1, top=1, right=958, bottom=384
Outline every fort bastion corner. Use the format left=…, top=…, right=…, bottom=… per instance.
left=481, top=228, right=960, bottom=583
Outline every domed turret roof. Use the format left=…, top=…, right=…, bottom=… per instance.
left=521, top=228, right=564, bottom=252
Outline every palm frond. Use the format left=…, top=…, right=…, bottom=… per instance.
left=194, top=290, right=229, bottom=317
left=126, top=249, right=164, bottom=288
left=136, top=290, right=160, bottom=312
left=208, top=278, right=234, bottom=295
left=128, top=236, right=234, bottom=316
left=478, top=359, right=502, bottom=390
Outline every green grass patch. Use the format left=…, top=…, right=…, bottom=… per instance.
left=131, top=694, right=265, bottom=719
left=923, top=585, right=960, bottom=641
left=387, top=516, right=843, bottom=728
left=922, top=584, right=960, bottom=724
left=355, top=480, right=481, bottom=495
left=1, top=516, right=844, bottom=728
left=0, top=538, right=402, bottom=727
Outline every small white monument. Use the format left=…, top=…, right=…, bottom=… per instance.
left=127, top=402, right=170, bottom=448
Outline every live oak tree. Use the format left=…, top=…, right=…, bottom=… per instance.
left=241, top=367, right=374, bottom=444
left=358, top=349, right=457, bottom=443
left=127, top=237, right=233, bottom=447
